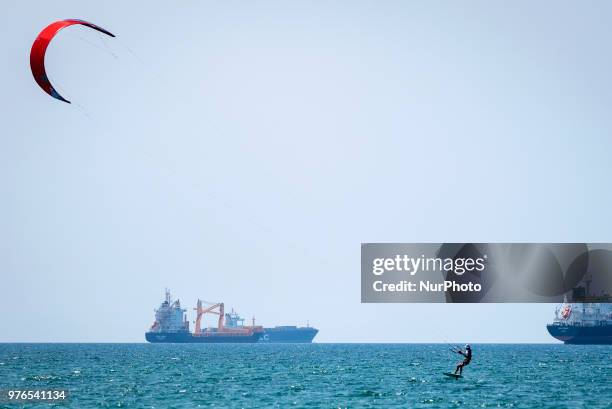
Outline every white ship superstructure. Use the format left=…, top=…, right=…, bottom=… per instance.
left=149, top=289, right=189, bottom=333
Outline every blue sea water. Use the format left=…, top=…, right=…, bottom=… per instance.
left=0, top=344, right=610, bottom=408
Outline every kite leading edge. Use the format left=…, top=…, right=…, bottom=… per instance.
left=30, top=19, right=115, bottom=103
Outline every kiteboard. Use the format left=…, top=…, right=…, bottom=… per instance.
left=443, top=372, right=462, bottom=379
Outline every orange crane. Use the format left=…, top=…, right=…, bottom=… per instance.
left=193, top=299, right=225, bottom=335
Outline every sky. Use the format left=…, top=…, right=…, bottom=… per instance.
left=2, top=1, right=612, bottom=343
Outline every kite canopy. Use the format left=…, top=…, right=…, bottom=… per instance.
left=30, top=19, right=115, bottom=103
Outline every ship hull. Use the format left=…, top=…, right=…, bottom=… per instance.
left=260, top=327, right=318, bottom=343
left=145, top=331, right=262, bottom=343
left=546, top=324, right=612, bottom=344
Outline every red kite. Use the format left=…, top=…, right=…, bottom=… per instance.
left=30, top=19, right=115, bottom=103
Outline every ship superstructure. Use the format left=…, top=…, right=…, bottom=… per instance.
left=546, top=283, right=612, bottom=344
left=149, top=289, right=190, bottom=334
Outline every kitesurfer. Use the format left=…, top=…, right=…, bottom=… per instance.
left=453, top=344, right=472, bottom=375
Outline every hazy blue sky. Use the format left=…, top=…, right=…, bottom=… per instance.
left=2, top=1, right=612, bottom=342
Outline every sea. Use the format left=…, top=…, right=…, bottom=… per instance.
left=0, top=343, right=610, bottom=408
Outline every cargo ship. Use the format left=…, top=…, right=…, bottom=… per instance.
left=145, top=290, right=263, bottom=343
left=145, top=290, right=318, bottom=343
left=546, top=283, right=612, bottom=344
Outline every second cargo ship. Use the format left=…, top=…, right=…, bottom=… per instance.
left=145, top=290, right=318, bottom=343
left=546, top=282, right=612, bottom=344
left=224, top=309, right=318, bottom=343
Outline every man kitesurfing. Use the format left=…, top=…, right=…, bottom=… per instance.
left=453, top=344, right=472, bottom=375
left=442, top=344, right=472, bottom=378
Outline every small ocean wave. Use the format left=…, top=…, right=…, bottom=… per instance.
left=22, top=374, right=64, bottom=382
left=358, top=389, right=384, bottom=397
